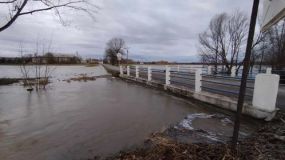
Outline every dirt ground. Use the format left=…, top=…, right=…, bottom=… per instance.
left=95, top=112, right=285, bottom=160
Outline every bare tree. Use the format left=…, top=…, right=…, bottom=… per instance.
left=0, top=0, right=97, bottom=32
left=104, top=37, right=126, bottom=65
left=19, top=40, right=56, bottom=91
left=19, top=44, right=32, bottom=89
left=264, top=20, right=285, bottom=69
left=247, top=31, right=268, bottom=73
left=199, top=13, right=227, bottom=74
left=198, top=11, right=248, bottom=74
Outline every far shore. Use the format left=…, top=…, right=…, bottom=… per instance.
left=0, top=64, right=89, bottom=66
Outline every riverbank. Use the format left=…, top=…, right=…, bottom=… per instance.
left=101, top=111, right=285, bottom=160
left=0, top=78, right=21, bottom=85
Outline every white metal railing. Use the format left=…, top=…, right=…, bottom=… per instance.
left=120, top=65, right=280, bottom=112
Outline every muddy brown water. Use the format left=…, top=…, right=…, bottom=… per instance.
left=0, top=65, right=258, bottom=160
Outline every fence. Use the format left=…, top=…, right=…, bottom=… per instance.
left=170, top=70, right=196, bottom=90
left=139, top=67, right=148, bottom=80
left=151, top=68, right=166, bottom=84
left=201, top=74, right=255, bottom=101
left=122, top=65, right=281, bottom=108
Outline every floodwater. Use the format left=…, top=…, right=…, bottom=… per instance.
left=0, top=65, right=257, bottom=160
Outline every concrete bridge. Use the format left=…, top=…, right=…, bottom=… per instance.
left=103, top=64, right=283, bottom=120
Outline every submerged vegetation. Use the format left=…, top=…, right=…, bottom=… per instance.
left=85, top=63, right=99, bottom=67
left=18, top=42, right=56, bottom=91
left=63, top=74, right=113, bottom=83
left=64, top=74, right=96, bottom=83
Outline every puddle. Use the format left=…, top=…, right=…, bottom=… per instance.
left=164, top=113, right=255, bottom=144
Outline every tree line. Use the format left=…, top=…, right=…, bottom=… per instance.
left=0, top=53, right=81, bottom=64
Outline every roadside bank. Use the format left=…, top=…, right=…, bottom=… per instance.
left=101, top=112, right=285, bottom=160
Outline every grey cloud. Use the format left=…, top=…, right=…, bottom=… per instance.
left=0, top=0, right=253, bottom=61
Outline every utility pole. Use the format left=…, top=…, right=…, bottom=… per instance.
left=232, top=0, right=260, bottom=149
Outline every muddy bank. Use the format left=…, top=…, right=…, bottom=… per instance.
left=0, top=78, right=21, bottom=85
left=100, top=112, right=285, bottom=160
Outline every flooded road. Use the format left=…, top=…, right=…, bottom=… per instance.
left=0, top=65, right=257, bottom=160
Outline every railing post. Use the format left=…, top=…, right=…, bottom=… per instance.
left=266, top=67, right=272, bottom=74
left=207, top=66, right=212, bottom=75
left=148, top=66, right=152, bottom=81
left=165, top=66, right=170, bottom=85
left=177, top=65, right=180, bottom=72
left=231, top=66, right=236, bottom=77
left=119, top=65, right=123, bottom=75
left=252, top=74, right=279, bottom=112
left=127, top=66, right=130, bottom=76
left=135, top=65, right=139, bottom=78
left=195, top=68, right=202, bottom=92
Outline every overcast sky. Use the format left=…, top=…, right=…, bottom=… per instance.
left=0, top=0, right=256, bottom=62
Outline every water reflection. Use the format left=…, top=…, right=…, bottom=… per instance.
left=0, top=65, right=257, bottom=160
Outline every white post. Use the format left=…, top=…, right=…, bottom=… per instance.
left=165, top=66, right=170, bottom=85
left=195, top=68, right=202, bottom=92
left=266, top=67, right=272, bottom=74
left=127, top=66, right=130, bottom=76
left=252, top=74, right=279, bottom=112
left=148, top=66, right=152, bottom=81
left=207, top=66, right=212, bottom=75
left=231, top=66, right=236, bottom=77
left=135, top=65, right=139, bottom=78
left=177, top=65, right=180, bottom=72
left=119, top=65, right=123, bottom=75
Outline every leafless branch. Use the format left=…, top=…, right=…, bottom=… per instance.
left=19, top=1, right=86, bottom=15
left=0, top=0, right=17, bottom=4
left=0, top=0, right=97, bottom=32
left=198, top=11, right=248, bottom=74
